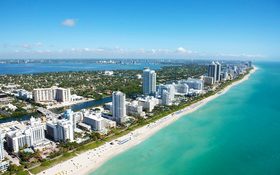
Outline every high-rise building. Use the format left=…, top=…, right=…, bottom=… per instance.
left=143, top=68, right=156, bottom=96
left=208, top=61, right=217, bottom=83
left=215, top=61, right=221, bottom=82
left=29, top=117, right=45, bottom=145
left=208, top=61, right=222, bottom=83
left=0, top=130, right=4, bottom=161
left=46, top=119, right=74, bottom=142
left=33, top=86, right=71, bottom=103
left=6, top=117, right=45, bottom=153
left=112, top=91, right=126, bottom=124
left=0, top=130, right=8, bottom=172
left=57, top=120, right=74, bottom=142
left=64, top=109, right=76, bottom=130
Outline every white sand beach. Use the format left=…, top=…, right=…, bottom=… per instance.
left=37, top=67, right=257, bottom=175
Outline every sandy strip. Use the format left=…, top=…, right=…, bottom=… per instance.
left=37, top=67, right=257, bottom=175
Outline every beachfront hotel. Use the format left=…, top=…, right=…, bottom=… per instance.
left=46, top=118, right=74, bottom=142
left=143, top=68, right=157, bottom=96
left=112, top=91, right=126, bottom=124
left=6, top=117, right=45, bottom=153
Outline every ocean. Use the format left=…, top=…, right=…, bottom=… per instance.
left=91, top=62, right=280, bottom=175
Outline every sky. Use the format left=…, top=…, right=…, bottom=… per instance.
left=0, top=0, right=279, bottom=60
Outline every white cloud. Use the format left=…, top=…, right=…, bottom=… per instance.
left=62, top=19, right=76, bottom=27
left=176, top=47, right=192, bottom=54
left=21, top=43, right=32, bottom=49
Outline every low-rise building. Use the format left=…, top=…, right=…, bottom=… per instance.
left=203, top=76, right=214, bottom=86
left=83, top=112, right=116, bottom=131
left=126, top=101, right=145, bottom=117
left=137, top=96, right=159, bottom=112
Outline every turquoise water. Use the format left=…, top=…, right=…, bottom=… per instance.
left=91, top=62, right=280, bottom=175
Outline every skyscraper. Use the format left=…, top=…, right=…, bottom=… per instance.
left=215, top=61, right=221, bottom=82
left=208, top=61, right=217, bottom=83
left=143, top=68, right=156, bottom=96
left=112, top=91, right=126, bottom=124
left=0, top=130, right=4, bottom=161
left=208, top=61, right=222, bottom=83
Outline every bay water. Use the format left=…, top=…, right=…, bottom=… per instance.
left=91, top=62, right=280, bottom=175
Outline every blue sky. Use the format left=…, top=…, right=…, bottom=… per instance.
left=0, top=0, right=279, bottom=60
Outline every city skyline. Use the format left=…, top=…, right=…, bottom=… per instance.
left=0, top=0, right=279, bottom=60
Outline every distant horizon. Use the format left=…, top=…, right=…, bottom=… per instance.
left=0, top=57, right=277, bottom=62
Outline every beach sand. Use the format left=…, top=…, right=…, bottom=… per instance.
left=37, top=67, right=257, bottom=175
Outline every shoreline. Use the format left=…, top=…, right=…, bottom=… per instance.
left=37, top=67, right=257, bottom=175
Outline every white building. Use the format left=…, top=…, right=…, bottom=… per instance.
left=0, top=130, right=4, bottom=161
left=18, top=89, right=33, bottom=99
left=143, top=68, right=156, bottom=96
left=29, top=117, right=45, bottom=145
left=112, top=91, right=126, bottom=124
left=83, top=113, right=105, bottom=131
left=6, top=117, right=45, bottom=153
left=215, top=61, right=222, bottom=82
left=137, top=96, right=159, bottom=112
left=126, top=101, right=145, bottom=117
left=46, top=119, right=74, bottom=142
left=104, top=71, right=114, bottom=76
left=180, top=78, right=204, bottom=91
left=174, top=83, right=189, bottom=94
left=64, top=109, right=76, bottom=130
left=162, top=90, right=172, bottom=106
left=83, top=112, right=116, bottom=131
left=0, top=130, right=8, bottom=172
left=33, top=86, right=71, bottom=103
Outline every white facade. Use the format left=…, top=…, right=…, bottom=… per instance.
left=181, top=78, right=204, bottom=91
left=112, top=91, right=126, bottom=124
left=175, top=83, right=189, bottom=94
left=6, top=117, right=45, bottom=153
left=57, top=120, right=74, bottom=142
left=0, top=130, right=4, bottom=161
left=83, top=113, right=105, bottom=131
left=18, top=89, right=33, bottom=99
left=137, top=96, right=159, bottom=112
left=215, top=61, right=222, bottom=82
left=126, top=101, right=145, bottom=117
left=143, top=68, right=156, bottom=96
left=162, top=90, right=172, bottom=106
left=33, top=86, right=71, bottom=102
left=29, top=117, right=45, bottom=145
left=46, top=119, right=74, bottom=142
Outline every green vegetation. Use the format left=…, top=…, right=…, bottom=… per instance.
left=0, top=64, right=207, bottom=99
left=28, top=68, right=252, bottom=174
left=0, top=164, right=29, bottom=175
